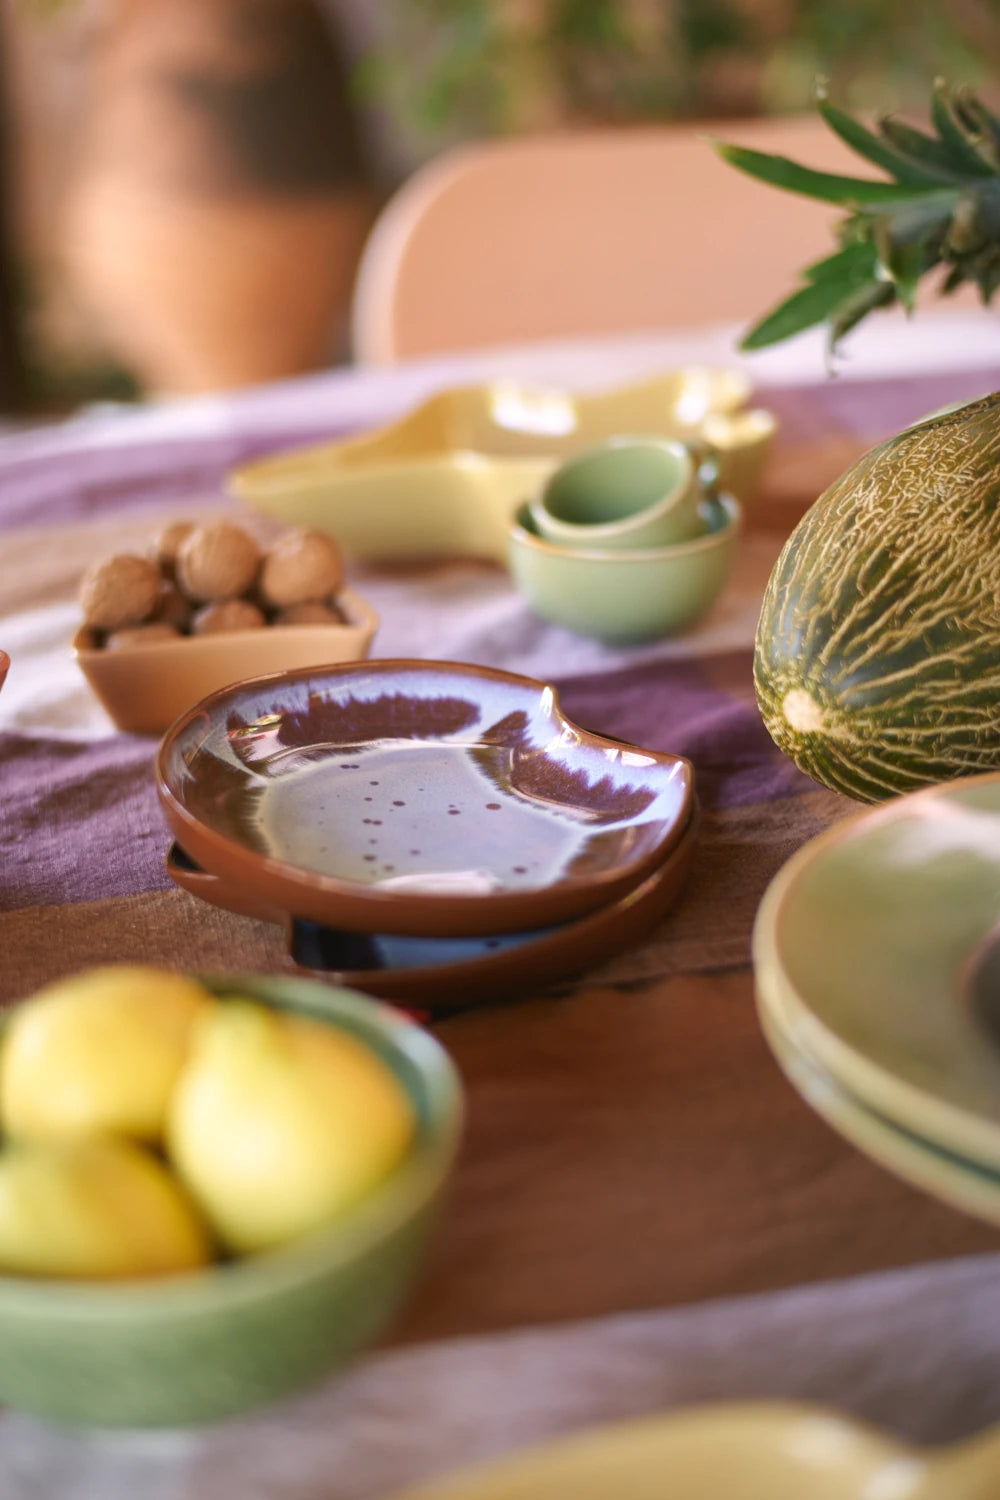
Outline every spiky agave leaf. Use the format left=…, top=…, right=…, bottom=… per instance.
left=713, top=81, right=1000, bottom=354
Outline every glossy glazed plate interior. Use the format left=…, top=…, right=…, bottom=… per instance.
left=228, top=370, right=776, bottom=563
left=385, top=1401, right=1000, bottom=1500
left=758, top=970, right=1000, bottom=1231
left=752, top=773, right=1000, bottom=1176
left=166, top=809, right=698, bottom=1009
left=157, top=660, right=694, bottom=938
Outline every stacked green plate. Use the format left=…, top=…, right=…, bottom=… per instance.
left=753, top=773, right=1000, bottom=1226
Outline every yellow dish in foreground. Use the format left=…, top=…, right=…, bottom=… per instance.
left=386, top=1402, right=1000, bottom=1500
left=229, top=370, right=775, bottom=563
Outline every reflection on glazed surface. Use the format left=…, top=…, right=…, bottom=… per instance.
left=291, top=911, right=551, bottom=973
left=281, top=369, right=757, bottom=466
left=161, top=663, right=692, bottom=900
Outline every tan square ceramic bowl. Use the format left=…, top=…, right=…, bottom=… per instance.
left=73, top=587, right=379, bottom=736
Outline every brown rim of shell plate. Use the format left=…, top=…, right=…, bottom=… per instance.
left=166, top=806, right=699, bottom=1009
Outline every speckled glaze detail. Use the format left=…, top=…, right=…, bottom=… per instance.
left=755, top=392, right=1000, bottom=802
left=0, top=975, right=462, bottom=1429
left=166, top=808, right=699, bottom=1009
left=156, top=660, right=694, bottom=937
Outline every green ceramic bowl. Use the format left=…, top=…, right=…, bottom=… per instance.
left=507, top=494, right=741, bottom=643
left=0, top=974, right=463, bottom=1429
left=528, top=437, right=704, bottom=551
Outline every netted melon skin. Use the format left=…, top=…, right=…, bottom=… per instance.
left=755, top=391, right=1000, bottom=803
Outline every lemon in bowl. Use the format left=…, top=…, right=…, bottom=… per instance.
left=0, top=970, right=462, bottom=1428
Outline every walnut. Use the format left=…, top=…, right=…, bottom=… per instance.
left=259, top=529, right=343, bottom=608
left=152, top=521, right=195, bottom=581
left=176, top=523, right=261, bottom=602
left=80, top=555, right=162, bottom=632
left=272, top=599, right=345, bottom=626
left=191, top=599, right=267, bottom=634
left=156, top=580, right=193, bottom=633
left=105, top=622, right=181, bottom=650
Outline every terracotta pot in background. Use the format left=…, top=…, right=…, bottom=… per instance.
left=64, top=0, right=376, bottom=395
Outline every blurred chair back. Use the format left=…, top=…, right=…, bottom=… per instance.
left=351, top=115, right=865, bottom=365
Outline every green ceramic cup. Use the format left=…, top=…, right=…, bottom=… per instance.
left=0, top=974, right=463, bottom=1429
left=508, top=494, right=741, bottom=643
left=527, top=437, right=706, bottom=551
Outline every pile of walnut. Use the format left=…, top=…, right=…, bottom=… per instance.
left=79, top=522, right=345, bottom=649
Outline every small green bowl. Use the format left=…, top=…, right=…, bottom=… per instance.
left=507, top=494, right=741, bottom=643
left=0, top=974, right=463, bottom=1429
left=528, top=437, right=704, bottom=551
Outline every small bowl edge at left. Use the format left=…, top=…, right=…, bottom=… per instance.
left=0, top=972, right=462, bottom=1429
left=73, top=586, right=380, bottom=736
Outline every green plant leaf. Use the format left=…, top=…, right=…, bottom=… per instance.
left=803, top=240, right=880, bottom=284
left=873, top=233, right=926, bottom=309
left=955, top=86, right=1000, bottom=151
left=716, top=81, right=1000, bottom=357
left=817, top=98, right=957, bottom=187
left=930, top=79, right=995, bottom=177
left=712, top=139, right=953, bottom=206
left=877, top=116, right=964, bottom=175
left=940, top=264, right=969, bottom=294
left=945, top=189, right=989, bottom=253
left=949, top=91, right=1000, bottom=168
left=739, top=272, right=878, bottom=350
left=828, top=281, right=897, bottom=348
left=869, top=193, right=956, bottom=248
left=961, top=175, right=1000, bottom=240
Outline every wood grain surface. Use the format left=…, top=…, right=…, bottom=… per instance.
left=391, top=967, right=1000, bottom=1344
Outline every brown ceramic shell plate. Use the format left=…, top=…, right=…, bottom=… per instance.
left=165, top=809, right=698, bottom=1009
left=156, top=660, right=694, bottom=938
left=0, top=651, right=8, bottom=696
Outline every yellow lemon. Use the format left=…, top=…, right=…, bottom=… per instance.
left=168, top=999, right=416, bottom=1254
left=1, top=965, right=214, bottom=1144
left=0, top=1137, right=212, bottom=1279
